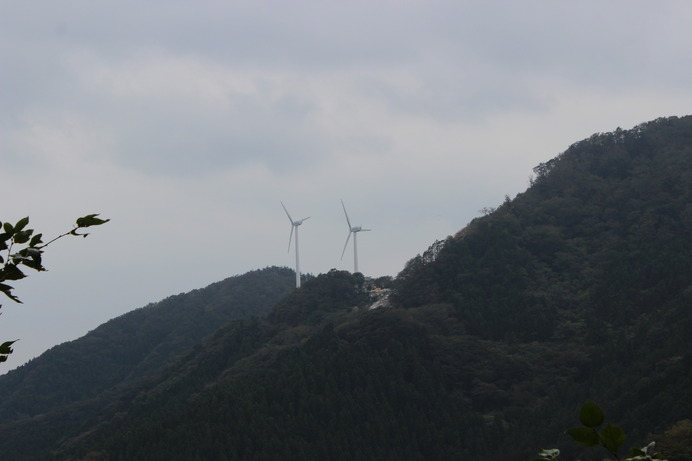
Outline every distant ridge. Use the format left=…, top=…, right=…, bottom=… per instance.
left=0, top=266, right=294, bottom=422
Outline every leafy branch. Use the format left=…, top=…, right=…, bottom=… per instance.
left=532, top=402, right=667, bottom=461
left=0, top=214, right=109, bottom=363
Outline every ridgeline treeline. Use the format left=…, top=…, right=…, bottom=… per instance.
left=1, top=116, right=691, bottom=460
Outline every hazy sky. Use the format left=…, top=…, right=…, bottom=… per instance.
left=2, top=0, right=692, bottom=371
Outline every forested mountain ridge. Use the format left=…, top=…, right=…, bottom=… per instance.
left=1, top=116, right=691, bottom=460
left=393, top=115, right=691, bottom=343
left=0, top=266, right=295, bottom=422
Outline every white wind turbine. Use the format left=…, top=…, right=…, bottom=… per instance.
left=281, top=202, right=310, bottom=288
left=340, top=200, right=371, bottom=274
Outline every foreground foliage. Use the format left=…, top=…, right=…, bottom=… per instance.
left=534, top=402, right=668, bottom=461
left=0, top=214, right=109, bottom=363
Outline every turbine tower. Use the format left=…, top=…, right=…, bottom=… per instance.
left=340, top=200, right=371, bottom=274
left=281, top=202, right=310, bottom=288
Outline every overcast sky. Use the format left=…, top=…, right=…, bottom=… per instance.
left=2, top=0, right=692, bottom=371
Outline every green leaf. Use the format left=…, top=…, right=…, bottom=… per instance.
left=0, top=340, right=17, bottom=363
left=30, top=233, right=43, bottom=247
left=14, top=216, right=29, bottom=232
left=0, top=341, right=17, bottom=362
left=13, top=229, right=33, bottom=244
left=76, top=214, right=110, bottom=228
left=20, top=258, right=45, bottom=271
left=0, top=340, right=16, bottom=355
left=0, top=232, right=9, bottom=251
left=565, top=426, right=599, bottom=447
left=600, top=423, right=626, bottom=454
left=26, top=248, right=42, bottom=264
left=3, top=222, right=14, bottom=234
left=0, top=283, right=21, bottom=303
left=1, top=264, right=26, bottom=281
left=579, top=401, right=605, bottom=428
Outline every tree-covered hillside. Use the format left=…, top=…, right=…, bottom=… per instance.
left=0, top=267, right=295, bottom=453
left=393, top=116, right=691, bottom=345
left=1, top=116, right=691, bottom=461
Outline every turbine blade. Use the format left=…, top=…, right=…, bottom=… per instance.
left=281, top=201, right=294, bottom=223
left=341, top=200, right=352, bottom=229
left=287, top=225, right=294, bottom=253
left=341, top=231, right=352, bottom=260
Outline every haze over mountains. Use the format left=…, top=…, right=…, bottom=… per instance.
left=0, top=116, right=691, bottom=460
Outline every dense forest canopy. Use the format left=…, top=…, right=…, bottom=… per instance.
left=0, top=116, right=690, bottom=461
left=0, top=266, right=295, bottom=421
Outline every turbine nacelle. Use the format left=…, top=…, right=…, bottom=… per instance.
left=350, top=225, right=370, bottom=233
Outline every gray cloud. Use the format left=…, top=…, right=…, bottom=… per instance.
left=2, top=0, right=692, bottom=371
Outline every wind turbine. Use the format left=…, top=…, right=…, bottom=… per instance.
left=281, top=202, right=310, bottom=288
left=340, top=200, right=371, bottom=274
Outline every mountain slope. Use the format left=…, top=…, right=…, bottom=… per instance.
left=0, top=266, right=294, bottom=422
left=1, top=116, right=691, bottom=461
left=393, top=115, right=692, bottom=342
